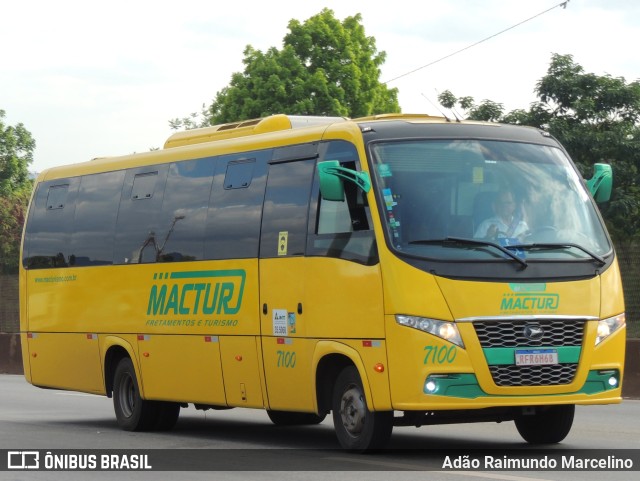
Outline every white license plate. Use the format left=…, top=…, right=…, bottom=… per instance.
left=515, top=349, right=558, bottom=366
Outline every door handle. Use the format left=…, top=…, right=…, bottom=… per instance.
left=263, top=303, right=268, bottom=315
left=297, top=303, right=303, bottom=315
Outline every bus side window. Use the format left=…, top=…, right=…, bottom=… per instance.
left=69, top=171, right=125, bottom=266
left=260, top=155, right=316, bottom=258
left=205, top=151, right=269, bottom=260
left=317, top=162, right=369, bottom=234
left=114, top=166, right=169, bottom=264
left=23, top=180, right=78, bottom=269
left=308, top=141, right=377, bottom=265
left=157, top=157, right=216, bottom=263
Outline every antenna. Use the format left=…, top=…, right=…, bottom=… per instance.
left=421, top=93, right=453, bottom=122
left=434, top=88, right=462, bottom=122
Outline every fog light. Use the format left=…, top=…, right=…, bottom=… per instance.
left=608, top=376, right=618, bottom=387
left=425, top=380, right=437, bottom=393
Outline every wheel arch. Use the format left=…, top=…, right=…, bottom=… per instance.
left=313, top=341, right=374, bottom=415
left=102, top=336, right=141, bottom=399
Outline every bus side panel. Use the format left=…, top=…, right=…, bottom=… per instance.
left=262, top=337, right=315, bottom=412
left=219, top=336, right=264, bottom=408
left=304, top=258, right=385, bottom=340
left=24, top=267, right=103, bottom=393
left=20, top=334, right=33, bottom=384
left=27, top=332, right=103, bottom=393
left=137, top=334, right=226, bottom=405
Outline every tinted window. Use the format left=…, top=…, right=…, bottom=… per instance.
left=114, top=166, right=169, bottom=264
left=260, top=157, right=316, bottom=258
left=46, top=185, right=69, bottom=210
left=23, top=178, right=79, bottom=269
left=158, top=157, right=215, bottom=262
left=307, top=141, right=377, bottom=265
left=205, top=151, right=269, bottom=259
left=69, top=171, right=125, bottom=266
left=224, top=160, right=255, bottom=189
left=131, top=171, right=160, bottom=200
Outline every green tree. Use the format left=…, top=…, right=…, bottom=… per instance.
left=0, top=110, right=35, bottom=274
left=0, top=187, right=31, bottom=274
left=1, top=109, right=35, bottom=196
left=438, top=54, right=640, bottom=242
left=170, top=9, right=399, bottom=129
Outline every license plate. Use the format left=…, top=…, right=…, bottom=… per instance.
left=515, top=349, right=558, bottom=366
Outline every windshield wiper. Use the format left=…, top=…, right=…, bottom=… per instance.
left=511, top=243, right=606, bottom=266
left=409, top=237, right=528, bottom=268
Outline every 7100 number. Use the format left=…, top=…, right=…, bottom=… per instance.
left=423, top=345, right=457, bottom=365
left=277, top=350, right=296, bottom=368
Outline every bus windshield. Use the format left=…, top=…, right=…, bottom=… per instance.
left=370, top=139, right=611, bottom=262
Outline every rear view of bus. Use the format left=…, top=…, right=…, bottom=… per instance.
left=334, top=118, right=624, bottom=447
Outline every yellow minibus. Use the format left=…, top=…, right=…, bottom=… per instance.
left=20, top=114, right=625, bottom=450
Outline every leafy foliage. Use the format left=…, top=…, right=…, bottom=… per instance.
left=438, top=54, right=640, bottom=242
left=0, top=110, right=34, bottom=274
left=0, top=110, right=35, bottom=197
left=0, top=187, right=30, bottom=274
left=170, top=9, right=399, bottom=129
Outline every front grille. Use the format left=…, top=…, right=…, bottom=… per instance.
left=489, top=364, right=578, bottom=386
left=473, top=318, right=585, bottom=348
left=473, top=318, right=586, bottom=387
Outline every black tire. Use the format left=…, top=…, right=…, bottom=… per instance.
left=154, top=402, right=181, bottom=431
left=331, top=366, right=393, bottom=451
left=267, top=410, right=326, bottom=426
left=112, top=357, right=160, bottom=431
left=514, top=404, right=575, bottom=444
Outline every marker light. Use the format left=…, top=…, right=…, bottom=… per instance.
left=396, top=315, right=464, bottom=347
left=595, top=313, right=625, bottom=345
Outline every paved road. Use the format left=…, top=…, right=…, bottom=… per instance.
left=1, top=374, right=638, bottom=480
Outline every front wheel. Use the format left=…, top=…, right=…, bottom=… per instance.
left=332, top=366, right=393, bottom=451
left=514, top=404, right=575, bottom=444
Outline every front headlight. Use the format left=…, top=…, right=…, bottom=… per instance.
left=396, top=315, right=464, bottom=347
left=596, top=313, right=626, bottom=345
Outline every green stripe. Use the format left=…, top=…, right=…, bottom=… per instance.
left=483, top=346, right=581, bottom=365
left=170, top=269, right=246, bottom=279
left=423, top=370, right=618, bottom=399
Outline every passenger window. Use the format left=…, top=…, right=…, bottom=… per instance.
left=224, top=160, right=255, bottom=189
left=260, top=156, right=316, bottom=258
left=46, top=185, right=69, bottom=210
left=115, top=166, right=168, bottom=264
left=23, top=179, right=79, bottom=269
left=206, top=151, right=269, bottom=260
left=158, top=158, right=216, bottom=263
left=69, top=171, right=125, bottom=266
left=131, top=172, right=158, bottom=200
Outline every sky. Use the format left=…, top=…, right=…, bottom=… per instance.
left=1, top=0, right=639, bottom=173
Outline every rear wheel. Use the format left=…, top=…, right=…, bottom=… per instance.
left=154, top=401, right=181, bottom=431
left=514, top=404, right=575, bottom=444
left=267, top=410, right=326, bottom=426
left=113, top=357, right=168, bottom=431
left=332, top=366, right=393, bottom=451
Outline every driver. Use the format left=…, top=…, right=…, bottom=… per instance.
left=475, top=190, right=528, bottom=240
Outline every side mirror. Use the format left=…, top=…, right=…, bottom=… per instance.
left=586, top=163, right=612, bottom=203
left=317, top=161, right=371, bottom=201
